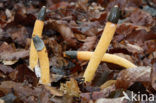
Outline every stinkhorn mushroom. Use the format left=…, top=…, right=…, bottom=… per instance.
left=33, top=35, right=50, bottom=85
left=29, top=6, right=46, bottom=70
left=64, top=51, right=137, bottom=69
left=83, top=5, right=120, bottom=82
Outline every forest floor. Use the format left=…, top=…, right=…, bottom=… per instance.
left=0, top=0, right=155, bottom=103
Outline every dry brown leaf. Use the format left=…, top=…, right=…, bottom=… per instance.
left=0, top=81, right=52, bottom=103
left=129, top=9, right=154, bottom=27
left=2, top=60, right=17, bottom=65
left=49, top=2, right=69, bottom=10
left=116, top=66, right=151, bottom=89
left=0, top=64, right=13, bottom=74
left=80, top=84, right=116, bottom=101
left=95, top=97, right=127, bottom=103
left=0, top=50, right=29, bottom=61
left=0, top=81, right=35, bottom=95
left=44, top=85, right=63, bottom=97
left=0, top=42, right=15, bottom=53
left=50, top=20, right=77, bottom=47
left=77, top=0, right=88, bottom=11
left=151, top=60, right=156, bottom=90
left=79, top=36, right=96, bottom=51
left=57, top=24, right=77, bottom=47
left=9, top=64, right=38, bottom=86
left=60, top=78, right=80, bottom=97
left=8, top=27, right=29, bottom=47
left=114, top=53, right=134, bottom=63
left=116, top=23, right=156, bottom=42
left=126, top=42, right=144, bottom=54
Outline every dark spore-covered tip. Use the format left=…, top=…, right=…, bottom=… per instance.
left=37, top=6, right=46, bottom=21
left=108, top=5, right=120, bottom=24
left=63, top=51, right=77, bottom=59
left=33, top=35, right=45, bottom=51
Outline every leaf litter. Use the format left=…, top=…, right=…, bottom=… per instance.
left=0, top=0, right=155, bottom=103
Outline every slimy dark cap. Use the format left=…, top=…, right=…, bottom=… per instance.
left=107, top=5, right=120, bottom=24
left=37, top=6, right=46, bottom=21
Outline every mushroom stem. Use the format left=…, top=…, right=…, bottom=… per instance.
left=29, top=6, right=46, bottom=70
left=33, top=36, right=50, bottom=85
left=64, top=51, right=137, bottom=69
left=83, top=5, right=120, bottom=82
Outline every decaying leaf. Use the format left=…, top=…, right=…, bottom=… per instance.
left=77, top=0, right=88, bottom=11
left=0, top=81, right=51, bottom=103
left=0, top=93, right=16, bottom=103
left=129, top=8, right=154, bottom=27
left=0, top=50, right=29, bottom=61
left=0, top=42, right=15, bottom=53
left=80, top=84, right=116, bottom=101
left=79, top=36, right=97, bottom=51
left=95, top=97, right=127, bottom=103
left=143, top=5, right=156, bottom=16
left=49, top=1, right=69, bottom=10
left=44, top=85, right=63, bottom=97
left=49, top=20, right=78, bottom=47
left=2, top=60, right=17, bottom=65
left=116, top=66, right=151, bottom=89
left=0, top=0, right=155, bottom=102
left=8, top=27, right=29, bottom=47
left=0, top=64, right=13, bottom=74
left=60, top=78, right=80, bottom=97
left=9, top=64, right=38, bottom=86
left=151, top=60, right=156, bottom=90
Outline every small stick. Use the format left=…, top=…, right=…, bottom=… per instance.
left=83, top=5, right=120, bottom=82
left=64, top=51, right=137, bottom=69
left=33, top=35, right=50, bottom=85
left=29, top=6, right=46, bottom=70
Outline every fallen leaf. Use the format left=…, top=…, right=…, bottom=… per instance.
left=60, top=78, right=80, bottom=97
left=0, top=50, right=29, bottom=61
left=77, top=0, right=88, bottom=11
left=143, top=6, right=156, bottom=16
left=105, top=0, right=142, bottom=10
left=2, top=60, right=17, bottom=65
left=8, top=26, right=29, bottom=47
left=79, top=36, right=97, bottom=51
left=44, top=85, right=63, bottom=97
left=0, top=93, right=16, bottom=103
left=0, top=81, right=52, bottom=103
left=80, top=84, right=116, bottom=101
left=126, top=42, right=144, bottom=54
left=92, top=63, right=112, bottom=86
left=0, top=42, right=15, bottom=53
left=95, top=97, right=127, bottom=103
left=49, top=2, right=69, bottom=10
left=13, top=5, right=36, bottom=26
left=50, top=20, right=77, bottom=47
left=9, top=64, right=38, bottom=86
left=129, top=8, right=154, bottom=27
left=151, top=59, right=156, bottom=90
left=0, top=64, right=13, bottom=74
left=114, top=53, right=134, bottom=63
left=116, top=66, right=151, bottom=89
left=116, top=23, right=156, bottom=42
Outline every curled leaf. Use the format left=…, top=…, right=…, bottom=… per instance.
left=116, top=66, right=151, bottom=89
